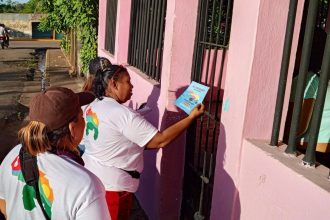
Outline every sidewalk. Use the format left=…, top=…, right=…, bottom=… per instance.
left=19, top=49, right=85, bottom=106
left=0, top=47, right=85, bottom=164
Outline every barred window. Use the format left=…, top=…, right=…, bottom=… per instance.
left=104, top=0, right=118, bottom=55
left=128, top=0, right=167, bottom=82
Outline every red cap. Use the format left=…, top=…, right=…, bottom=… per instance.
left=29, top=87, right=95, bottom=131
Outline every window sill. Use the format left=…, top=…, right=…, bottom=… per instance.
left=246, top=139, right=330, bottom=193
left=124, top=64, right=160, bottom=87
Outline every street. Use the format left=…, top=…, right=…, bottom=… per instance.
left=0, top=40, right=60, bottom=163
left=0, top=40, right=87, bottom=220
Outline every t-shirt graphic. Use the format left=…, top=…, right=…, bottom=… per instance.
left=11, top=155, right=54, bottom=218
left=86, top=108, right=100, bottom=140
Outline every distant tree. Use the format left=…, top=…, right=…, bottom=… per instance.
left=21, top=0, right=46, bottom=13
left=0, top=0, right=29, bottom=13
left=0, top=0, right=98, bottom=74
left=0, top=0, right=45, bottom=13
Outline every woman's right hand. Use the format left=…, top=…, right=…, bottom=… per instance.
left=189, top=104, right=205, bottom=119
left=146, top=103, right=205, bottom=148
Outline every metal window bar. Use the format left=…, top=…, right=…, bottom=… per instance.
left=303, top=32, right=330, bottom=165
left=127, top=0, right=167, bottom=82
left=270, top=0, right=298, bottom=146
left=194, top=0, right=233, bottom=171
left=105, top=0, right=118, bottom=55
left=286, top=0, right=319, bottom=154
left=271, top=0, right=330, bottom=166
left=181, top=0, right=233, bottom=219
left=155, top=0, right=166, bottom=81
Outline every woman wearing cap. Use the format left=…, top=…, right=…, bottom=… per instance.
left=81, top=65, right=204, bottom=219
left=82, top=57, right=112, bottom=92
left=0, top=87, right=110, bottom=220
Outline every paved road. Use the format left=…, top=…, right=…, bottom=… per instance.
left=0, top=40, right=86, bottom=219
left=0, top=41, right=61, bottom=164
left=0, top=41, right=60, bottom=117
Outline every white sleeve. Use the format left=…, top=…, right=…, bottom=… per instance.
left=0, top=165, right=4, bottom=199
left=75, top=196, right=110, bottom=220
left=123, top=113, right=158, bottom=147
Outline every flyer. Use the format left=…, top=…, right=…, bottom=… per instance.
left=175, top=81, right=209, bottom=114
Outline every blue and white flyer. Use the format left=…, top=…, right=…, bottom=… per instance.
left=175, top=81, right=209, bottom=114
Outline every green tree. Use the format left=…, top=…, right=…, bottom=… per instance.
left=0, top=0, right=24, bottom=13
left=38, top=0, right=99, bottom=74
left=21, top=0, right=46, bottom=13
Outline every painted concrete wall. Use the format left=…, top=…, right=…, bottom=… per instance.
left=98, top=0, right=198, bottom=219
left=98, top=0, right=330, bottom=219
left=210, top=0, right=262, bottom=218
left=0, top=13, right=49, bottom=39
left=0, top=13, right=32, bottom=38
left=210, top=0, right=330, bottom=219
left=240, top=140, right=330, bottom=220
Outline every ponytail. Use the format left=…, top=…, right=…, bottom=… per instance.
left=93, top=69, right=107, bottom=100
left=92, top=65, right=128, bottom=100
left=18, top=121, right=51, bottom=156
left=18, top=121, right=79, bottom=156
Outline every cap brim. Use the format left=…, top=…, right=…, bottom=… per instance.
left=77, top=92, right=95, bottom=106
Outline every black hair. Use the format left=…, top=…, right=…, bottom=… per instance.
left=92, top=65, right=127, bottom=100
left=88, top=57, right=112, bottom=76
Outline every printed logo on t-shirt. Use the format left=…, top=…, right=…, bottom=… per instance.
left=11, top=155, right=54, bottom=218
left=86, top=108, right=100, bottom=140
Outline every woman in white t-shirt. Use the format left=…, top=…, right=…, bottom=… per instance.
left=0, top=87, right=110, bottom=220
left=82, top=65, right=204, bottom=219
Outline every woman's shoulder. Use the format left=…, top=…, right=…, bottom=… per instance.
left=0, top=144, right=21, bottom=167
left=40, top=154, right=105, bottom=192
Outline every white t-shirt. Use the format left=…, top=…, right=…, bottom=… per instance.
left=0, top=145, right=111, bottom=220
left=81, top=97, right=158, bottom=192
left=0, top=26, right=5, bottom=37
left=0, top=26, right=4, bottom=37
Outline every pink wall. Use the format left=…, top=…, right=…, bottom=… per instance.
left=211, top=0, right=330, bottom=219
left=200, top=49, right=228, bottom=91
left=240, top=140, right=330, bottom=220
left=153, top=0, right=200, bottom=218
left=97, top=0, right=107, bottom=51
left=211, top=0, right=262, bottom=217
left=98, top=0, right=199, bottom=219
left=243, top=0, right=305, bottom=140
left=97, top=0, right=330, bottom=219
left=98, top=0, right=131, bottom=64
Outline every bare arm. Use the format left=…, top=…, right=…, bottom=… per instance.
left=146, top=104, right=205, bottom=149
left=0, top=199, right=6, bottom=218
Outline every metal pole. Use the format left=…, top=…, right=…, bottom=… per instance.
left=303, top=32, right=330, bottom=165
left=270, top=0, right=298, bottom=146
left=286, top=0, right=319, bottom=154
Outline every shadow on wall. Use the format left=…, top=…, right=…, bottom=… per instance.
left=6, top=27, right=31, bottom=39
left=132, top=85, right=161, bottom=220
left=159, top=86, right=190, bottom=219
left=211, top=123, right=241, bottom=220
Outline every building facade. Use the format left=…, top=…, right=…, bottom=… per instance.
left=98, top=0, right=330, bottom=219
left=0, top=13, right=58, bottom=39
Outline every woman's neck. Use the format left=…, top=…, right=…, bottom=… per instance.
left=55, top=149, right=84, bottom=166
left=105, top=91, right=120, bottom=103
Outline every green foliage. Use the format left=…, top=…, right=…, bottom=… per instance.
left=37, top=0, right=99, bottom=74
left=21, top=0, right=46, bottom=13
left=0, top=0, right=45, bottom=13
left=60, top=33, right=71, bottom=55
left=0, top=1, right=24, bottom=13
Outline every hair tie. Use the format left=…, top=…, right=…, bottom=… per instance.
left=99, top=59, right=105, bottom=71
